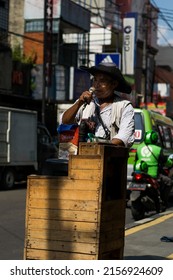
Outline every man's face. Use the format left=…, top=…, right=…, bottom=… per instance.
left=92, top=73, right=118, bottom=99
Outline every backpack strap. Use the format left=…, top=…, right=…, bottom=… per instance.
left=94, top=104, right=110, bottom=140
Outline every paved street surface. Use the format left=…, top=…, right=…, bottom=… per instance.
left=0, top=186, right=173, bottom=260
left=124, top=210, right=173, bottom=260
left=0, top=185, right=26, bottom=260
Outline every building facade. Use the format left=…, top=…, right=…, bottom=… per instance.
left=1, top=0, right=173, bottom=128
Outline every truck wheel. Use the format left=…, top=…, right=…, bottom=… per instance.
left=1, top=168, right=15, bottom=190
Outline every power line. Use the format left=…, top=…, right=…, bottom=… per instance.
left=151, top=0, right=173, bottom=45
left=151, top=0, right=173, bottom=31
left=0, top=28, right=43, bottom=44
left=157, top=28, right=173, bottom=47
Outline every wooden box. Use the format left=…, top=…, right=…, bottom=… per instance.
left=24, top=143, right=129, bottom=260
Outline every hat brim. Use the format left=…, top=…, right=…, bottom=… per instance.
left=80, top=65, right=132, bottom=94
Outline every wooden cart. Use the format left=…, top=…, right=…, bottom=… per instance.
left=24, top=143, right=129, bottom=260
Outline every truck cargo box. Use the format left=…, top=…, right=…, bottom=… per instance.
left=0, top=106, right=37, bottom=169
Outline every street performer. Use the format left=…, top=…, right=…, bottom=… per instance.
left=60, top=62, right=135, bottom=147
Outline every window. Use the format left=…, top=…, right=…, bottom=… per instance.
left=157, top=125, right=173, bottom=149
left=25, top=20, right=44, bottom=32
left=25, top=19, right=59, bottom=33
left=55, top=65, right=66, bottom=100
left=134, top=112, right=145, bottom=143
left=37, top=126, right=51, bottom=144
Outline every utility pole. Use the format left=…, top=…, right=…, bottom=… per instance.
left=143, top=0, right=150, bottom=108
left=42, top=0, right=53, bottom=124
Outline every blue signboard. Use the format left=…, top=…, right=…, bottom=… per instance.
left=95, top=53, right=121, bottom=69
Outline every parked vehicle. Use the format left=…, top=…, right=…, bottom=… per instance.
left=0, top=106, right=58, bottom=189
left=127, top=108, right=173, bottom=199
left=128, top=160, right=173, bottom=221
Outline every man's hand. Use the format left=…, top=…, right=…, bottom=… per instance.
left=79, top=90, right=93, bottom=105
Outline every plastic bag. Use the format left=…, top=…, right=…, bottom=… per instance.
left=57, top=124, right=79, bottom=159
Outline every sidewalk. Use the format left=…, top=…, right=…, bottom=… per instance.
left=124, top=210, right=173, bottom=260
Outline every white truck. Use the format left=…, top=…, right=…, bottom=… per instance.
left=0, top=106, right=58, bottom=189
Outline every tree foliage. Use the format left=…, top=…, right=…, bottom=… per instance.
left=12, top=44, right=37, bottom=64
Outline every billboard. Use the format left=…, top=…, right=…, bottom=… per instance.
left=122, top=17, right=136, bottom=75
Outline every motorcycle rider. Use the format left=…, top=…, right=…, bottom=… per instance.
left=135, top=130, right=173, bottom=208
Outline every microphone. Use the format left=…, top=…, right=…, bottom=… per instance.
left=83, top=87, right=95, bottom=108
left=89, top=87, right=95, bottom=94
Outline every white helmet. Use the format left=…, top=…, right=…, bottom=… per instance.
left=168, top=154, right=173, bottom=160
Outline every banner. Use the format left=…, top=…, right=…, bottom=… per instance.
left=122, top=17, right=135, bottom=75
left=140, top=102, right=166, bottom=116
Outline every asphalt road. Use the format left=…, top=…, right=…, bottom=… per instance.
left=0, top=184, right=26, bottom=260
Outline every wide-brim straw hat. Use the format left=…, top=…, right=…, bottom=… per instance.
left=80, top=62, right=132, bottom=94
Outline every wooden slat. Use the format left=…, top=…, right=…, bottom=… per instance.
left=29, top=187, right=100, bottom=201
left=69, top=169, right=101, bottom=180
left=26, top=228, right=98, bottom=243
left=29, top=177, right=100, bottom=190
left=28, top=207, right=99, bottom=222
left=25, top=248, right=96, bottom=260
left=68, top=156, right=102, bottom=180
left=26, top=238, right=97, bottom=254
left=78, top=143, right=103, bottom=156
left=70, top=156, right=101, bottom=170
left=29, top=198, right=98, bottom=211
left=27, top=219, right=98, bottom=232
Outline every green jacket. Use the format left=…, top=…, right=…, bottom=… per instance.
left=136, top=142, right=162, bottom=178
